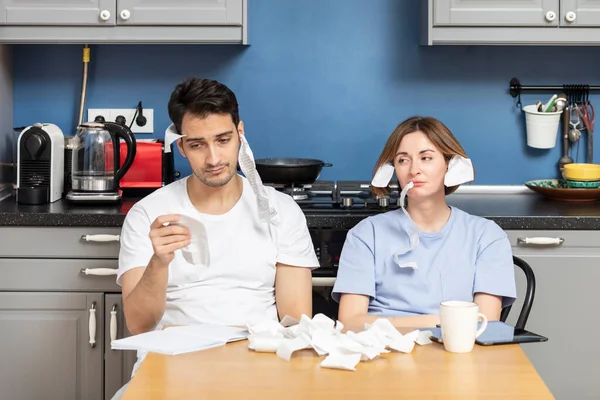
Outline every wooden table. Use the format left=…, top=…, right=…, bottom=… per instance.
left=122, top=336, right=553, bottom=399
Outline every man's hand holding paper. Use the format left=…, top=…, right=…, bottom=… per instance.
left=149, top=214, right=191, bottom=265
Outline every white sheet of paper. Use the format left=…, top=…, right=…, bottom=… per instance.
left=247, top=319, right=284, bottom=336
left=174, top=214, right=210, bottom=266
left=246, top=313, right=433, bottom=372
left=248, top=336, right=283, bottom=353
left=388, top=336, right=416, bottom=353
left=166, top=324, right=249, bottom=343
left=276, top=333, right=313, bottom=361
left=320, top=353, right=362, bottom=371
left=417, top=330, right=433, bottom=345
left=111, top=329, right=225, bottom=355
left=310, top=329, right=338, bottom=355
left=279, top=315, right=299, bottom=327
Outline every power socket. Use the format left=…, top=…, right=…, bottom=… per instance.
left=87, top=108, right=154, bottom=134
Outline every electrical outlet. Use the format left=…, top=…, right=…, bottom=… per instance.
left=87, top=109, right=111, bottom=123
left=87, top=108, right=154, bottom=134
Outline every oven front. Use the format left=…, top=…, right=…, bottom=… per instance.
left=309, top=227, right=351, bottom=320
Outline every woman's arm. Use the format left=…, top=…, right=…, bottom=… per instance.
left=338, top=292, right=501, bottom=333
left=338, top=293, right=440, bottom=332
left=473, top=223, right=517, bottom=318
left=474, top=292, right=503, bottom=320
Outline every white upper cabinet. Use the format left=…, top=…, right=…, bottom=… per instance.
left=0, top=0, right=116, bottom=25
left=423, top=0, right=600, bottom=45
left=0, top=0, right=247, bottom=44
left=433, top=0, right=560, bottom=27
left=560, top=0, right=600, bottom=26
left=115, top=0, right=243, bottom=26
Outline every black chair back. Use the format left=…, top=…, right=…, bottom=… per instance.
left=500, top=255, right=536, bottom=330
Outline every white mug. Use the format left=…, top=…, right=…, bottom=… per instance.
left=439, top=300, right=488, bottom=353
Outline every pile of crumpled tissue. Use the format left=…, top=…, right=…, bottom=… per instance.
left=246, top=313, right=433, bottom=371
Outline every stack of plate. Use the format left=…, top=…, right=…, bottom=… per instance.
left=563, top=163, right=600, bottom=188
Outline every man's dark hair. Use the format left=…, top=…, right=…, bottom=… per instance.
left=168, top=77, right=240, bottom=134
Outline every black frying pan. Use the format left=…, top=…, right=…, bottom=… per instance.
left=254, top=158, right=332, bottom=185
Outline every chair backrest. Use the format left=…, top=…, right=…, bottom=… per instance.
left=500, top=255, right=536, bottom=330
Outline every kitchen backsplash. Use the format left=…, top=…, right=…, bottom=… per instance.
left=10, top=0, right=600, bottom=184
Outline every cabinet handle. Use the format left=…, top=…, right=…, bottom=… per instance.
left=120, top=9, right=131, bottom=20
left=81, top=234, right=120, bottom=242
left=517, top=237, right=564, bottom=246
left=99, top=9, right=111, bottom=21
left=80, top=268, right=118, bottom=276
left=110, top=304, right=118, bottom=344
left=89, top=301, right=97, bottom=348
left=565, top=11, right=577, bottom=23
left=545, top=10, right=556, bottom=22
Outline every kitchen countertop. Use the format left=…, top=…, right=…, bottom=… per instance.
left=1, top=190, right=600, bottom=230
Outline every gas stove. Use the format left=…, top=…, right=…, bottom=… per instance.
left=264, top=180, right=402, bottom=281
left=264, top=180, right=401, bottom=213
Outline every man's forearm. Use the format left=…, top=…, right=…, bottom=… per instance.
left=123, top=256, right=169, bottom=335
left=276, top=294, right=312, bottom=321
left=340, top=313, right=440, bottom=333
left=274, top=265, right=313, bottom=321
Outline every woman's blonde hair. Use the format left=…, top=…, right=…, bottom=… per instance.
left=372, top=116, right=470, bottom=198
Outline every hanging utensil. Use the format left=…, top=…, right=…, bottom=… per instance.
left=569, top=105, right=582, bottom=143
left=559, top=105, right=574, bottom=172
left=577, top=97, right=595, bottom=163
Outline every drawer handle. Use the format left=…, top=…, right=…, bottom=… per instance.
left=110, top=304, right=118, bottom=344
left=89, top=301, right=97, bottom=348
left=517, top=237, right=564, bottom=246
left=81, top=234, right=120, bottom=242
left=80, top=268, right=118, bottom=276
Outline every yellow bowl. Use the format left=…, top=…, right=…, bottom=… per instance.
left=563, top=163, right=600, bottom=181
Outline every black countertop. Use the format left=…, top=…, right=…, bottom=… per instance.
left=1, top=192, right=600, bottom=230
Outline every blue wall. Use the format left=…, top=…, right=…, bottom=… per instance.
left=12, top=1, right=600, bottom=184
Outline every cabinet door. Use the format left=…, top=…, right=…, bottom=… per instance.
left=0, top=292, right=104, bottom=400
left=510, top=255, right=600, bottom=399
left=561, top=0, right=600, bottom=26
left=0, top=0, right=116, bottom=25
left=433, top=0, right=560, bottom=26
left=116, top=0, right=242, bottom=25
left=104, top=294, right=137, bottom=400
left=507, top=229, right=600, bottom=400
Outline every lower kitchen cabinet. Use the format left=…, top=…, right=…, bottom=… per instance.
left=0, top=227, right=134, bottom=399
left=0, top=291, right=134, bottom=400
left=505, top=230, right=600, bottom=400
left=104, top=294, right=136, bottom=400
left=0, top=292, right=104, bottom=400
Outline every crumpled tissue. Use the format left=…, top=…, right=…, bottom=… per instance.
left=247, top=314, right=432, bottom=371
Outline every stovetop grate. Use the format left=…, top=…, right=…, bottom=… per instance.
left=264, top=180, right=402, bottom=212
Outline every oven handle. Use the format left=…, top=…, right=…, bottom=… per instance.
left=312, top=277, right=336, bottom=287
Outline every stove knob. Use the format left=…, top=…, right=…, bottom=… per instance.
left=378, top=197, right=389, bottom=208
left=342, top=197, right=353, bottom=208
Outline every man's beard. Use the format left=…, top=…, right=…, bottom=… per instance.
left=193, top=163, right=236, bottom=187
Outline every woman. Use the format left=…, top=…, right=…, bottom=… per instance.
left=332, top=116, right=516, bottom=332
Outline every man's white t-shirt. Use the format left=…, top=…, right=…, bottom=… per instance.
left=118, top=175, right=320, bottom=328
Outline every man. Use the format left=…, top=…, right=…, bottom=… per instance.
left=116, top=77, right=319, bottom=383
